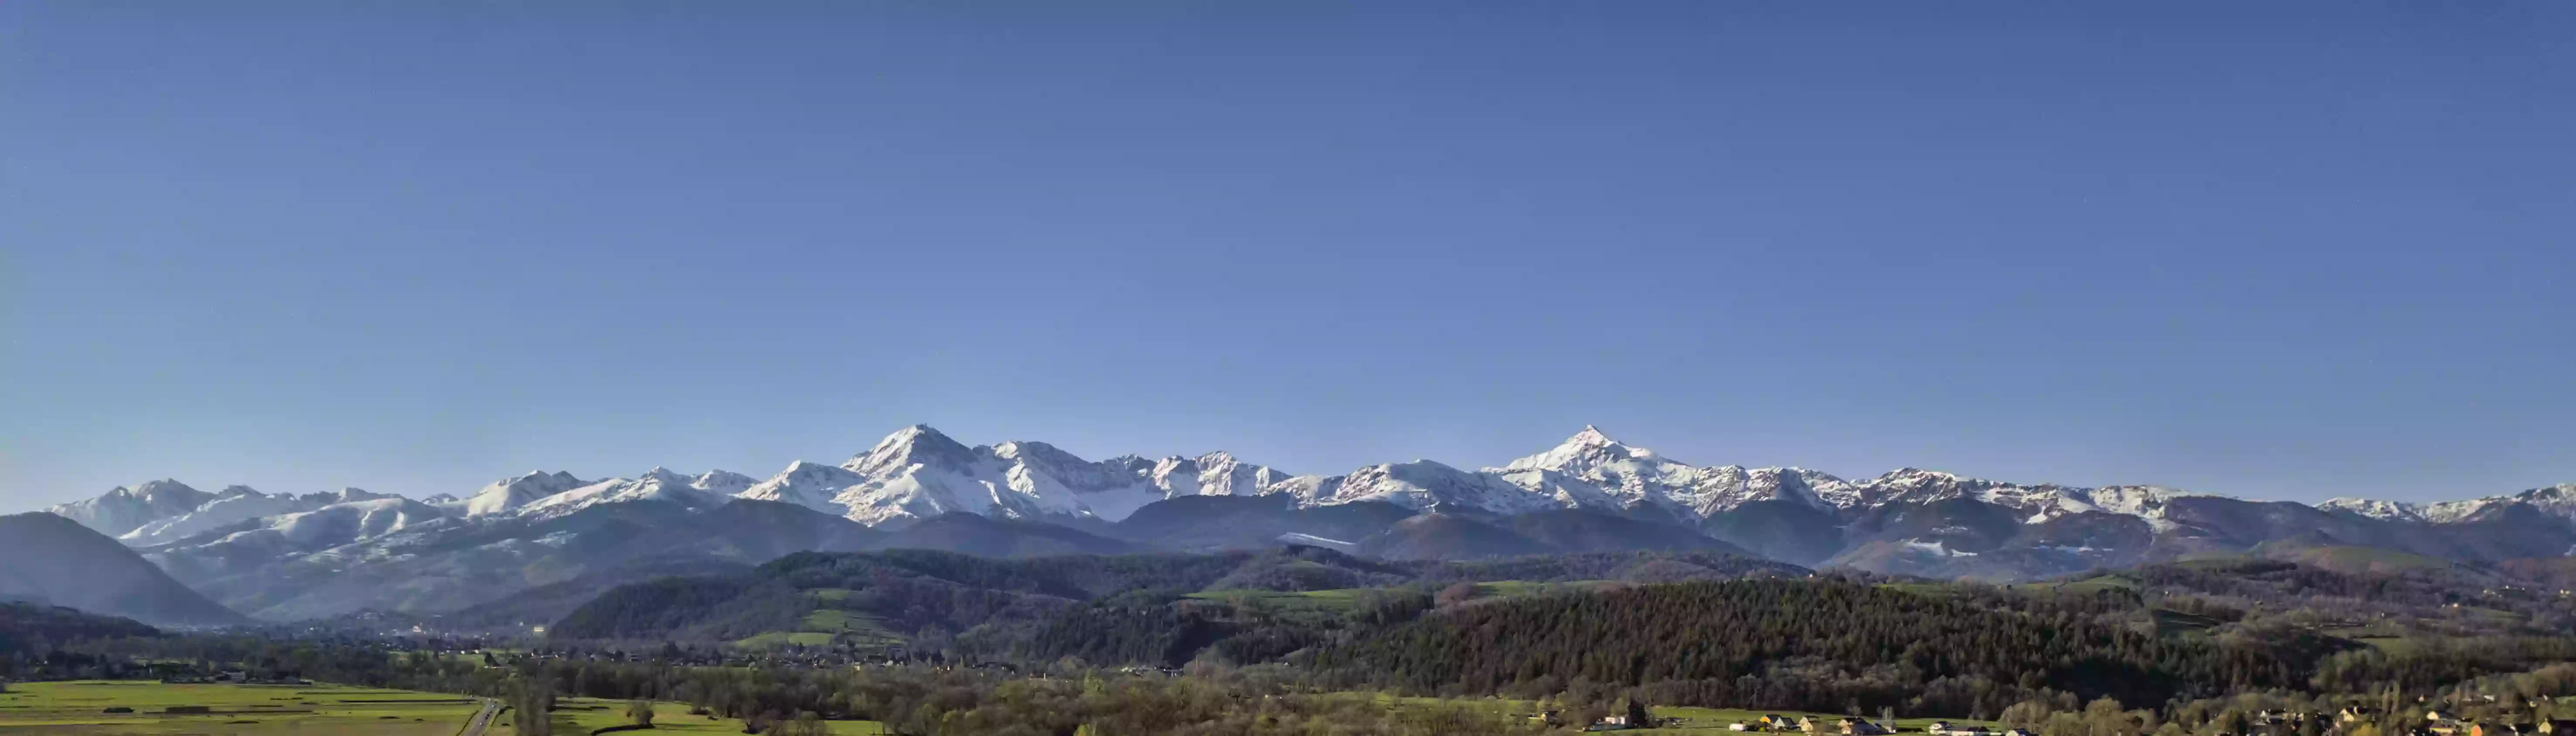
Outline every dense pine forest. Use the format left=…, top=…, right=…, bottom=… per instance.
left=1309, top=579, right=2304, bottom=715
left=0, top=602, right=158, bottom=654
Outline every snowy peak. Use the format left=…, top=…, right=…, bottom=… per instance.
left=1147, top=452, right=1288, bottom=497
left=120, top=486, right=313, bottom=547
left=2510, top=483, right=2576, bottom=521
left=54, top=480, right=430, bottom=548
left=2340, top=483, right=2576, bottom=525
left=1316, top=460, right=1560, bottom=515
left=798, top=426, right=1302, bottom=527
left=691, top=469, right=757, bottom=495
left=736, top=461, right=867, bottom=514
left=260, top=496, right=446, bottom=548
left=328, top=487, right=391, bottom=503
left=1483, top=427, right=1855, bottom=518
left=517, top=469, right=736, bottom=519
left=1503, top=425, right=1654, bottom=474
left=2321, top=497, right=2426, bottom=522
left=1841, top=469, right=2211, bottom=528
left=844, top=424, right=978, bottom=476
left=465, top=470, right=588, bottom=517
left=47, top=479, right=215, bottom=537
left=130, top=479, right=205, bottom=500
left=638, top=466, right=691, bottom=485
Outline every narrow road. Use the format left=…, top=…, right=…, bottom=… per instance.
left=459, top=698, right=501, bottom=736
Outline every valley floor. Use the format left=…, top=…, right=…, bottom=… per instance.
left=1365, top=695, right=2000, bottom=734
left=0, top=681, right=478, bottom=735
left=0, top=682, right=888, bottom=736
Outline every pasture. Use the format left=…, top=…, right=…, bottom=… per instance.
left=1363, top=694, right=1996, bottom=734
left=0, top=681, right=892, bottom=736
left=0, top=680, right=477, bottom=735
left=490, top=697, right=889, bottom=736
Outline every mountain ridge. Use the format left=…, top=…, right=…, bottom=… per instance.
left=27, top=424, right=2576, bottom=618
left=46, top=425, right=2565, bottom=534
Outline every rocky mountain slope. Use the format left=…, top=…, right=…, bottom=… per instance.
left=27, top=424, right=2576, bottom=621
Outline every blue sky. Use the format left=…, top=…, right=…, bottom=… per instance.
left=5, top=3, right=2571, bottom=508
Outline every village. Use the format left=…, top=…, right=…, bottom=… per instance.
left=1513, top=701, right=2576, bottom=735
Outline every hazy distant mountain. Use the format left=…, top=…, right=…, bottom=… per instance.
left=0, top=513, right=245, bottom=627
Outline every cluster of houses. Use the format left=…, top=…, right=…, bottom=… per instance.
left=1511, top=702, right=2576, bottom=736
left=1527, top=708, right=1660, bottom=731
left=2185, top=704, right=2576, bottom=736
left=2415, top=708, right=2576, bottom=736
left=1719, top=715, right=2033, bottom=736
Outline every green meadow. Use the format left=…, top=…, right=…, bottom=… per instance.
left=1359, top=694, right=1992, bottom=734
left=489, top=697, right=888, bottom=736
left=0, top=681, right=891, bottom=736
left=0, top=680, right=477, bottom=735
left=731, top=590, right=906, bottom=650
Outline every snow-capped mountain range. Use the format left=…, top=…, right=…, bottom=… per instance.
left=31, top=424, right=2576, bottom=620
left=45, top=423, right=2576, bottom=543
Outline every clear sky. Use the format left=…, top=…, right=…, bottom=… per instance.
left=5, top=2, right=2571, bottom=510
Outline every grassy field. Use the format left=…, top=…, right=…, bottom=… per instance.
left=2016, top=575, right=2135, bottom=595
left=488, top=697, right=888, bottom=736
left=1362, top=694, right=1992, bottom=734
left=0, top=680, right=478, bottom=735
left=1185, top=587, right=1365, bottom=612
left=0, top=681, right=889, bottom=736
left=732, top=590, right=906, bottom=650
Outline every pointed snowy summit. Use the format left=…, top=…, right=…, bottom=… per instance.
left=465, top=470, right=588, bottom=516
left=844, top=424, right=979, bottom=475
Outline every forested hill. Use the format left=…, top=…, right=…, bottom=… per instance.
left=0, top=602, right=159, bottom=653
left=547, top=546, right=1802, bottom=644
left=1314, top=579, right=2301, bottom=716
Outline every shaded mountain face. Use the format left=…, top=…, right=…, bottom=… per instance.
left=1353, top=509, right=1757, bottom=561
left=1107, top=495, right=1414, bottom=551
left=1358, top=513, right=1559, bottom=561
left=1503, top=508, right=1753, bottom=555
left=869, top=513, right=1139, bottom=558
left=0, top=513, right=245, bottom=627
